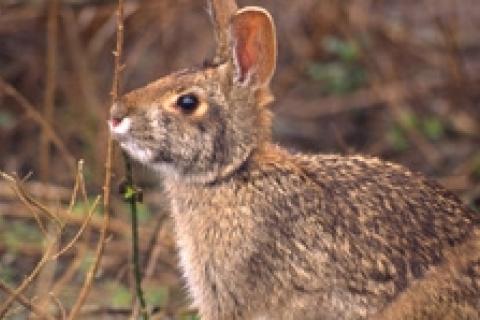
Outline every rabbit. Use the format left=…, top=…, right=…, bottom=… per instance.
left=109, top=5, right=480, bottom=320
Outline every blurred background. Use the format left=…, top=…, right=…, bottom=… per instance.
left=0, top=0, right=479, bottom=319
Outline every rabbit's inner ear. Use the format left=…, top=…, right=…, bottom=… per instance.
left=230, top=7, right=277, bottom=88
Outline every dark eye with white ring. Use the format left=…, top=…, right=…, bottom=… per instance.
left=176, top=93, right=199, bottom=113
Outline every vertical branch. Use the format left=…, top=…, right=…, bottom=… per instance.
left=66, top=0, right=125, bottom=318
left=125, top=150, right=148, bottom=320
left=40, top=0, right=59, bottom=181
left=209, top=0, right=238, bottom=64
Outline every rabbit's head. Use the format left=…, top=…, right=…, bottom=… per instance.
left=110, top=7, right=277, bottom=182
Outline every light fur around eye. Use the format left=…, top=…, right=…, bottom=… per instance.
left=163, top=86, right=209, bottom=119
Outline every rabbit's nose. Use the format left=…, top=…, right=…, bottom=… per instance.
left=110, top=116, right=123, bottom=127
left=109, top=102, right=131, bottom=134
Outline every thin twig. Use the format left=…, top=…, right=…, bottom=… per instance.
left=67, top=160, right=84, bottom=215
left=0, top=281, right=55, bottom=320
left=123, top=151, right=148, bottom=320
left=51, top=243, right=88, bottom=296
left=1, top=172, right=48, bottom=235
left=49, top=292, right=67, bottom=320
left=110, top=0, right=148, bottom=317
left=29, top=223, right=59, bottom=320
left=0, top=76, right=75, bottom=172
left=66, top=0, right=125, bottom=317
left=53, top=195, right=100, bottom=259
left=6, top=173, right=63, bottom=227
left=0, top=238, right=56, bottom=318
left=40, top=0, right=59, bottom=181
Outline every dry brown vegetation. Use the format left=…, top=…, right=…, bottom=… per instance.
left=0, top=0, right=479, bottom=319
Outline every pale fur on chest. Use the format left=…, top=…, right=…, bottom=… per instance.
left=166, top=180, right=259, bottom=315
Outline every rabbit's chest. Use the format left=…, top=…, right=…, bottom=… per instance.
left=170, top=190, right=258, bottom=311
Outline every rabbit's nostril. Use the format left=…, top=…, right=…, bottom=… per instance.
left=110, top=117, right=123, bottom=127
left=109, top=116, right=131, bottom=135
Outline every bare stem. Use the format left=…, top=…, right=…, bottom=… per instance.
left=64, top=0, right=129, bottom=317
left=40, top=0, right=59, bottom=181
left=0, top=280, right=55, bottom=320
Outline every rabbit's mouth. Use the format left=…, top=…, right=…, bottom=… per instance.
left=109, top=117, right=155, bottom=164
left=120, top=140, right=155, bottom=164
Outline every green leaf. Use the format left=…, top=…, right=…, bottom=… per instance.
left=123, top=185, right=136, bottom=200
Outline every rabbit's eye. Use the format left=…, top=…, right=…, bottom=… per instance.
left=176, top=94, right=199, bottom=113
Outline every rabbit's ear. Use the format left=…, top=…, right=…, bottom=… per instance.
left=230, top=7, right=277, bottom=88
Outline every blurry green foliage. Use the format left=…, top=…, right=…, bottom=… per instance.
left=323, top=36, right=361, bottom=62
left=0, top=110, right=16, bottom=129
left=106, top=281, right=132, bottom=308
left=472, top=153, right=480, bottom=179
left=388, top=111, right=446, bottom=151
left=398, top=111, right=418, bottom=130
left=79, top=250, right=95, bottom=274
left=387, top=126, right=410, bottom=152
left=421, top=117, right=445, bottom=141
left=308, top=36, right=366, bottom=95
left=145, top=285, right=169, bottom=308
left=2, top=221, right=42, bottom=252
left=0, top=263, right=16, bottom=285
left=181, top=314, right=201, bottom=320
left=121, top=202, right=152, bottom=222
left=72, top=198, right=102, bottom=216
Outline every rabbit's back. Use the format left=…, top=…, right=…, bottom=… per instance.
left=167, top=144, right=480, bottom=319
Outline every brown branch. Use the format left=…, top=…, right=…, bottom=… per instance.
left=53, top=195, right=100, bottom=259
left=0, top=281, right=55, bottom=320
left=0, top=238, right=56, bottom=318
left=1, top=173, right=48, bottom=235
left=66, top=0, right=124, bottom=317
left=51, top=243, right=87, bottom=296
left=0, top=172, right=63, bottom=227
left=29, top=224, right=59, bottom=320
left=0, top=76, right=75, bottom=172
left=40, top=0, right=59, bottom=181
left=209, top=0, right=238, bottom=64
left=48, top=293, right=67, bottom=320
left=0, top=203, right=136, bottom=239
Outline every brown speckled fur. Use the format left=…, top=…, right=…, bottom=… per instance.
left=110, top=6, right=480, bottom=320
